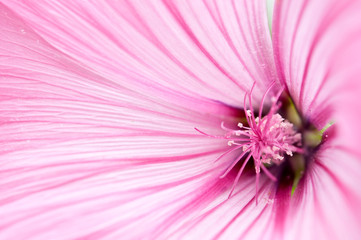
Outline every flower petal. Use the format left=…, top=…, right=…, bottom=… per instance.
left=0, top=2, right=277, bottom=239
left=278, top=142, right=361, bottom=240
left=0, top=3, right=228, bottom=238
left=272, top=0, right=361, bottom=128
left=2, top=0, right=277, bottom=106
left=273, top=0, right=361, bottom=238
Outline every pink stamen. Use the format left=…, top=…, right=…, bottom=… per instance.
left=228, top=153, right=253, bottom=198
left=260, top=164, right=277, bottom=181
left=214, top=145, right=248, bottom=163
left=220, top=145, right=253, bottom=178
left=220, top=124, right=252, bottom=138
left=259, top=81, right=276, bottom=120
left=255, top=171, right=260, bottom=205
left=262, top=86, right=284, bottom=133
left=247, top=83, right=258, bottom=131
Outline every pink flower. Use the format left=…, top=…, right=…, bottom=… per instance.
left=1, top=0, right=361, bottom=239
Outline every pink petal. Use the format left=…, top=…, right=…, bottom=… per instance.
left=0, top=2, right=277, bottom=239
left=0, top=3, right=222, bottom=238
left=272, top=0, right=361, bottom=129
left=2, top=0, right=277, bottom=106
left=273, top=0, right=361, bottom=238
left=277, top=141, right=361, bottom=240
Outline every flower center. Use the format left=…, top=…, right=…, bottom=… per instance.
left=196, top=82, right=307, bottom=203
left=230, top=113, right=302, bottom=169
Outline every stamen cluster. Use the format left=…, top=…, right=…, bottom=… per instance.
left=196, top=82, right=303, bottom=202
left=230, top=113, right=302, bottom=171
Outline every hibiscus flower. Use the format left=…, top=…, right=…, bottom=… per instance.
left=1, top=0, right=361, bottom=239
